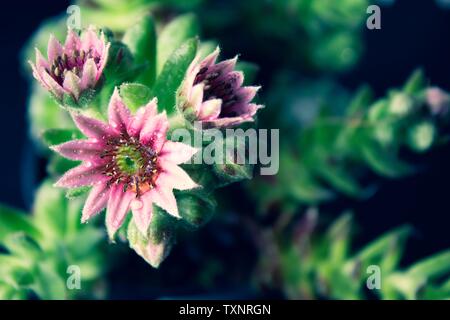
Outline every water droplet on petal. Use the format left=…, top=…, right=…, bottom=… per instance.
left=86, top=161, right=92, bottom=168
left=131, top=199, right=143, bottom=211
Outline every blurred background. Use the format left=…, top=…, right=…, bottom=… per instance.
left=2, top=0, right=450, bottom=299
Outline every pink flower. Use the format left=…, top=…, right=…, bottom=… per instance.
left=51, top=88, right=199, bottom=238
left=179, top=47, right=263, bottom=128
left=29, top=27, right=110, bottom=101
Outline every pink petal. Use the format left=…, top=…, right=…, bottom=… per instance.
left=81, top=26, right=99, bottom=53
left=80, top=58, right=97, bottom=90
left=127, top=98, right=158, bottom=137
left=140, top=111, right=169, bottom=153
left=108, top=88, right=131, bottom=131
left=202, top=116, right=253, bottom=128
left=106, top=184, right=134, bottom=238
left=226, top=102, right=263, bottom=118
left=150, top=187, right=179, bottom=218
left=159, top=161, right=199, bottom=191
left=29, top=62, right=51, bottom=91
left=35, top=48, right=49, bottom=70
left=41, top=71, right=66, bottom=98
left=201, top=47, right=220, bottom=68
left=47, top=34, right=63, bottom=63
left=71, top=112, right=117, bottom=140
left=236, top=86, right=260, bottom=104
left=224, top=71, right=244, bottom=90
left=65, top=30, right=81, bottom=54
left=96, top=41, right=110, bottom=80
left=54, top=163, right=106, bottom=188
left=82, top=182, right=110, bottom=223
left=189, top=83, right=205, bottom=115
left=211, top=56, right=238, bottom=80
left=160, top=141, right=198, bottom=164
left=131, top=192, right=153, bottom=235
left=51, top=139, right=104, bottom=162
left=62, top=71, right=81, bottom=100
left=198, top=99, right=222, bottom=120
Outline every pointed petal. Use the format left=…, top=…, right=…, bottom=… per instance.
left=81, top=26, right=100, bottom=53
left=127, top=98, right=158, bottom=137
left=212, top=56, right=237, bottom=80
left=65, top=30, right=81, bottom=54
left=41, top=71, right=66, bottom=98
left=198, top=99, right=222, bottom=120
left=202, top=116, right=253, bottom=128
left=226, top=102, right=263, bottom=118
left=159, top=161, right=199, bottom=191
left=29, top=62, right=51, bottom=91
left=131, top=192, right=153, bottom=236
left=80, top=58, right=97, bottom=90
left=201, top=47, right=220, bottom=67
left=140, top=111, right=169, bottom=153
left=82, top=182, right=110, bottom=223
left=51, top=139, right=103, bottom=162
left=35, top=48, right=49, bottom=70
left=108, top=88, right=131, bottom=131
left=150, top=187, right=179, bottom=218
left=236, top=86, right=260, bottom=104
left=47, top=34, right=63, bottom=63
left=189, top=83, right=205, bottom=115
left=54, top=163, right=106, bottom=188
left=71, top=112, right=117, bottom=140
left=62, top=71, right=81, bottom=100
left=96, top=41, right=110, bottom=80
left=160, top=141, right=198, bottom=164
left=106, top=184, right=134, bottom=238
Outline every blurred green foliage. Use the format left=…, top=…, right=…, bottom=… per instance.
left=0, top=181, right=107, bottom=299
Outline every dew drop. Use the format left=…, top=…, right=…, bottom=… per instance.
left=131, top=199, right=143, bottom=210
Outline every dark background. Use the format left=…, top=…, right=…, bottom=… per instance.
left=1, top=0, right=450, bottom=274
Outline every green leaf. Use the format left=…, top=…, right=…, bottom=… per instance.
left=47, top=154, right=80, bottom=177
left=118, top=83, right=152, bottom=113
left=359, top=141, right=415, bottom=178
left=156, top=14, right=199, bottom=75
left=349, top=225, right=412, bottom=267
left=66, top=228, right=105, bottom=259
left=32, top=180, right=68, bottom=245
left=2, top=233, right=41, bottom=260
left=64, top=186, right=90, bottom=201
left=346, top=85, right=373, bottom=116
left=406, top=250, right=450, bottom=280
left=153, top=38, right=198, bottom=114
left=0, top=205, right=40, bottom=243
left=177, top=192, right=216, bottom=228
left=403, top=69, right=425, bottom=95
left=32, top=261, right=66, bottom=300
left=122, top=15, right=157, bottom=87
left=42, top=129, right=84, bottom=147
left=28, top=85, right=75, bottom=150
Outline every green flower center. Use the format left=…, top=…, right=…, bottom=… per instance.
left=115, top=145, right=145, bottom=176
left=100, top=134, right=159, bottom=196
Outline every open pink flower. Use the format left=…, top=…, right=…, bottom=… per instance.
left=29, top=27, right=110, bottom=101
left=51, top=88, right=199, bottom=238
left=178, top=47, right=263, bottom=128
